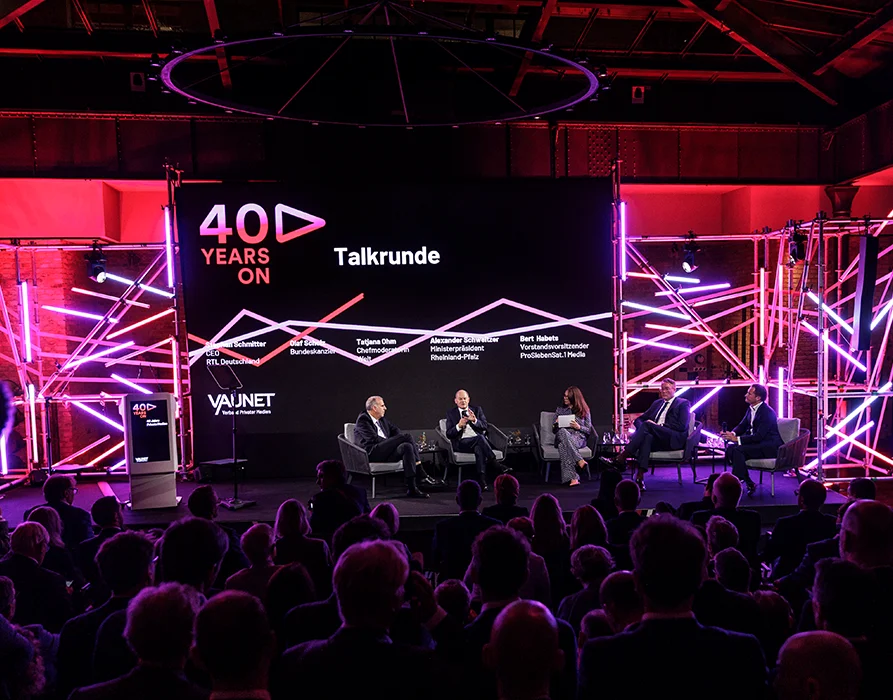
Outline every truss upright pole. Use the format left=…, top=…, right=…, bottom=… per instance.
left=612, top=160, right=625, bottom=434
left=816, top=212, right=826, bottom=482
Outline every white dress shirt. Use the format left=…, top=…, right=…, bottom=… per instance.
left=459, top=408, right=476, bottom=439
left=656, top=397, right=674, bottom=426
left=372, top=416, right=386, bottom=438
left=737, top=402, right=762, bottom=444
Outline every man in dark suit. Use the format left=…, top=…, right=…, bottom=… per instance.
left=765, top=479, right=837, bottom=579
left=0, top=521, right=71, bottom=632
left=446, top=389, right=505, bottom=490
left=677, top=473, right=721, bottom=522
left=578, top=515, right=767, bottom=700
left=77, top=496, right=125, bottom=605
left=71, top=583, right=208, bottom=700
left=693, top=548, right=761, bottom=636
left=721, top=383, right=784, bottom=495
left=57, top=531, right=155, bottom=697
left=691, top=473, right=762, bottom=566
left=775, top=632, right=862, bottom=700
left=431, top=480, right=500, bottom=581
left=23, top=474, right=93, bottom=549
left=604, top=378, right=691, bottom=491
left=354, top=395, right=436, bottom=498
left=308, top=459, right=369, bottom=543
left=606, top=479, right=646, bottom=570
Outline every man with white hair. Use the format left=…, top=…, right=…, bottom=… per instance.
left=775, top=631, right=861, bottom=700
left=70, top=583, right=207, bottom=700
left=0, top=521, right=71, bottom=631
left=839, top=500, right=893, bottom=568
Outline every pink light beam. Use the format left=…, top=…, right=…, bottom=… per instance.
left=42, top=306, right=118, bottom=323
left=620, top=201, right=627, bottom=282
left=628, top=337, right=691, bottom=353
left=71, top=400, right=124, bottom=431
left=111, top=373, right=152, bottom=395
left=622, top=301, right=690, bottom=321
left=644, top=323, right=712, bottom=337
left=664, top=275, right=701, bottom=284
left=778, top=367, right=785, bottom=419
left=86, top=440, right=125, bottom=466
left=19, top=281, right=32, bottom=362
left=801, top=321, right=867, bottom=371
left=164, top=205, right=175, bottom=289
left=107, top=308, right=175, bottom=340
left=691, top=386, right=722, bottom=412
left=65, top=341, right=135, bottom=369
left=71, top=287, right=150, bottom=309
left=105, top=273, right=175, bottom=299
left=871, top=299, right=893, bottom=330
left=655, top=283, right=731, bottom=297
left=28, top=384, right=38, bottom=461
left=807, top=291, right=853, bottom=334
left=805, top=421, right=873, bottom=470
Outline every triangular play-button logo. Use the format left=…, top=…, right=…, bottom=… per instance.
left=275, top=203, right=326, bottom=243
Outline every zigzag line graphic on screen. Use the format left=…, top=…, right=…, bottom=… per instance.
left=188, top=299, right=612, bottom=369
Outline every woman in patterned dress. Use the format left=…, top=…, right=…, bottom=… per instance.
left=553, top=386, right=592, bottom=487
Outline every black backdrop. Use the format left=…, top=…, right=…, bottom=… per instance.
left=177, top=180, right=614, bottom=476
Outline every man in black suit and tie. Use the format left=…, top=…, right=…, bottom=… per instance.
left=354, top=395, right=439, bottom=499
left=578, top=515, right=767, bottom=700
left=721, top=383, right=784, bottom=495
left=446, top=389, right=505, bottom=491
left=23, top=474, right=94, bottom=550
left=604, top=377, right=691, bottom=491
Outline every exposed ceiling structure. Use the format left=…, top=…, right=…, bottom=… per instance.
left=2, top=0, right=893, bottom=125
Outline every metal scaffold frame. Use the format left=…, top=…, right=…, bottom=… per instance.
left=612, top=202, right=893, bottom=483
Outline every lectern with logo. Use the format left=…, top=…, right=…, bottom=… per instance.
left=122, top=393, right=179, bottom=510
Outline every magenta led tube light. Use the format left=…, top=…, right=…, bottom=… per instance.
left=110, top=459, right=126, bottom=470
left=759, top=269, right=766, bottom=346
left=674, top=387, right=690, bottom=398
left=65, top=341, right=135, bottom=369
left=86, top=440, right=124, bottom=466
left=107, top=308, right=175, bottom=340
left=778, top=367, right=785, bottom=419
left=872, top=299, right=893, bottom=330
left=701, top=429, right=720, bottom=439
left=105, top=273, right=175, bottom=299
left=42, top=305, right=117, bottom=323
left=71, top=287, right=150, bottom=309
left=19, top=281, right=32, bottom=362
left=622, top=301, right=690, bottom=321
left=807, top=291, right=853, bottom=334
left=801, top=321, right=867, bottom=371
left=805, top=421, right=873, bottom=470
left=664, top=275, right=701, bottom=284
left=691, top=386, right=722, bottom=412
left=71, top=400, right=124, bottom=431
left=829, top=381, right=893, bottom=433
left=0, top=434, right=7, bottom=475
left=28, top=384, right=38, bottom=460
left=759, top=365, right=765, bottom=385
left=619, top=201, right=627, bottom=282
left=111, top=373, right=152, bottom=395
left=655, top=283, right=731, bottom=297
left=644, top=323, right=711, bottom=337
left=629, top=337, right=691, bottom=353
left=164, top=205, right=175, bottom=289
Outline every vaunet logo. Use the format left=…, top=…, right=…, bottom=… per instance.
left=208, top=392, right=275, bottom=417
left=132, top=402, right=157, bottom=420
left=198, top=202, right=326, bottom=286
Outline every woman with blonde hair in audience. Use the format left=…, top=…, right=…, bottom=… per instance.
left=273, top=499, right=332, bottom=598
left=570, top=505, right=608, bottom=551
left=531, top=493, right=572, bottom=604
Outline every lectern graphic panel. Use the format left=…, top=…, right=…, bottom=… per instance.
left=123, top=392, right=178, bottom=510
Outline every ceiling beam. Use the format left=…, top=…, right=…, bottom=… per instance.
left=813, top=1, right=893, bottom=75
left=202, top=0, right=232, bottom=90
left=509, top=0, right=558, bottom=97
left=0, top=0, right=48, bottom=31
left=678, top=0, right=838, bottom=105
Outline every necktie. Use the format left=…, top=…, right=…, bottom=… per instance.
left=656, top=401, right=670, bottom=424
left=374, top=420, right=386, bottom=438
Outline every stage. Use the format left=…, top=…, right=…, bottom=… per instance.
left=0, top=466, right=845, bottom=534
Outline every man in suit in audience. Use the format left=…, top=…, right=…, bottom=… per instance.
left=694, top=547, right=760, bottom=636
left=355, top=395, right=437, bottom=498
left=764, top=479, right=837, bottom=579
left=308, top=460, right=369, bottom=543
left=0, top=522, right=71, bottom=632
left=603, top=378, right=691, bottom=491
left=57, top=532, right=155, bottom=697
left=23, top=474, right=94, bottom=549
left=579, top=515, right=767, bottom=700
left=678, top=473, right=721, bottom=522
left=721, top=383, right=784, bottom=496
left=481, top=473, right=528, bottom=524
left=77, top=496, right=125, bottom=604
left=446, top=389, right=506, bottom=491
left=431, top=480, right=500, bottom=582
left=70, top=583, right=207, bottom=700
left=599, top=571, right=643, bottom=633
left=775, top=632, right=862, bottom=700
left=606, top=479, right=645, bottom=570
left=187, top=485, right=250, bottom=587
left=691, top=473, right=762, bottom=566
left=464, top=526, right=577, bottom=700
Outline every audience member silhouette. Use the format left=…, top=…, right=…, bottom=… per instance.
left=432, top=480, right=500, bottom=581
left=26, top=506, right=83, bottom=593
left=308, top=459, right=371, bottom=542
left=705, top=515, right=739, bottom=559
left=775, top=631, right=861, bottom=700
left=557, top=545, right=613, bottom=634
left=598, top=571, right=643, bottom=633
left=272, top=498, right=332, bottom=598
left=569, top=505, right=607, bottom=550
left=23, top=475, right=93, bottom=550
left=434, top=579, right=471, bottom=625
left=187, top=485, right=250, bottom=586
left=76, top=496, right=124, bottom=604
left=531, top=494, right=573, bottom=603
left=691, top=473, right=761, bottom=565
left=482, top=474, right=529, bottom=524
left=765, top=479, right=837, bottom=579
left=577, top=609, right=614, bottom=650
left=225, top=524, right=280, bottom=600
left=677, top=473, right=721, bottom=521
left=0, top=575, right=46, bottom=700
left=694, top=547, right=759, bottom=636
left=751, top=590, right=794, bottom=670
left=265, top=563, right=315, bottom=644
left=605, top=480, right=644, bottom=569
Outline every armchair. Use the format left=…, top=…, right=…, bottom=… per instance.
left=337, top=422, right=405, bottom=500
left=745, top=418, right=809, bottom=497
left=434, top=419, right=508, bottom=484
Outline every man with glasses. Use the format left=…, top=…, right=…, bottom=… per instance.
left=24, top=474, right=93, bottom=549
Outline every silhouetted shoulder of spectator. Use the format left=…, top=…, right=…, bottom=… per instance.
left=693, top=578, right=760, bottom=637
left=482, top=503, right=529, bottom=524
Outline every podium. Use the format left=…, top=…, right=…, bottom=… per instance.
left=122, top=392, right=179, bottom=510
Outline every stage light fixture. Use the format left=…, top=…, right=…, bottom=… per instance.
left=788, top=222, right=807, bottom=264
left=86, top=243, right=107, bottom=283
left=681, top=232, right=699, bottom=274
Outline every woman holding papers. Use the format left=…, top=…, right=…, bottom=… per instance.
left=553, top=386, right=592, bottom=487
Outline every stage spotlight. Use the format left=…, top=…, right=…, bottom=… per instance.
left=149, top=53, right=162, bottom=68
left=681, top=231, right=699, bottom=273
left=86, top=243, right=107, bottom=283
left=788, top=222, right=807, bottom=264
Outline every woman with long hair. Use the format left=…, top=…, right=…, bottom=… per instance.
left=272, top=499, right=332, bottom=599
left=531, top=493, right=572, bottom=603
left=554, top=386, right=593, bottom=487
left=26, top=507, right=83, bottom=590
left=569, top=505, right=608, bottom=551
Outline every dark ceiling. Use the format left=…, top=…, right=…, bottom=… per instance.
left=3, top=0, right=893, bottom=125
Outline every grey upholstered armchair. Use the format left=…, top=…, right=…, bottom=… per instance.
left=337, top=422, right=405, bottom=499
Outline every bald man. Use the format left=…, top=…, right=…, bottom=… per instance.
left=839, top=500, right=893, bottom=568
left=484, top=600, right=564, bottom=700
left=446, top=389, right=505, bottom=491
left=775, top=631, right=861, bottom=700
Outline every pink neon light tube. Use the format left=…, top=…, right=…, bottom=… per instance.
left=664, top=275, right=701, bottom=284
left=164, top=205, right=175, bottom=289
left=28, top=384, right=38, bottom=460
left=806, top=291, right=853, bottom=334
left=778, top=367, right=785, bottom=419
left=105, top=273, right=175, bottom=299
left=20, top=282, right=32, bottom=362
left=644, top=323, right=711, bottom=337
left=111, top=373, right=152, bottom=395
left=71, top=400, right=124, bottom=431
left=759, top=268, right=766, bottom=346
left=87, top=440, right=125, bottom=466
left=42, top=305, right=117, bottom=323
left=801, top=321, right=867, bottom=371
left=0, top=434, right=7, bottom=475
left=107, top=308, right=175, bottom=340
left=629, top=337, right=691, bottom=353
left=66, top=341, right=135, bottom=369
left=619, top=201, right=627, bottom=282
left=829, top=381, right=892, bottom=432
left=871, top=299, right=893, bottom=330
left=691, top=386, right=722, bottom=412
left=622, top=301, right=690, bottom=321
left=805, top=421, right=873, bottom=469
left=655, top=283, right=731, bottom=297
left=71, top=287, right=150, bottom=309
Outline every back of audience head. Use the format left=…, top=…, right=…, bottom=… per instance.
left=614, top=479, right=641, bottom=512
left=97, top=531, right=155, bottom=596
left=10, top=522, right=49, bottom=564
left=125, top=583, right=202, bottom=668
left=631, top=515, right=706, bottom=612
left=506, top=516, right=535, bottom=543
left=334, top=540, right=408, bottom=628
left=316, top=459, right=347, bottom=489
left=703, top=472, right=721, bottom=498
left=571, top=545, right=613, bottom=587
left=531, top=493, right=567, bottom=550
left=494, top=473, right=520, bottom=506
left=812, top=558, right=875, bottom=638
left=435, top=579, right=471, bottom=623
left=570, top=505, right=607, bottom=550
left=240, top=524, right=275, bottom=568
left=43, top=474, right=76, bottom=504
left=840, top=499, right=893, bottom=568
left=714, top=547, right=750, bottom=592
left=265, top=563, right=315, bottom=629
left=160, top=517, right=229, bottom=592
left=91, top=495, right=123, bottom=529
left=457, top=479, right=482, bottom=512
left=653, top=501, right=676, bottom=516
left=370, top=502, right=400, bottom=537
left=26, top=506, right=64, bottom=549
left=753, top=590, right=794, bottom=666
left=187, top=485, right=220, bottom=520
left=775, top=631, right=861, bottom=700
left=712, top=473, right=742, bottom=508
left=194, top=591, right=275, bottom=691
left=274, top=498, right=310, bottom=540
left=578, top=609, right=614, bottom=650
left=798, top=479, right=827, bottom=511
left=0, top=575, right=14, bottom=619
left=484, top=600, right=564, bottom=700
left=472, top=526, right=530, bottom=601
left=331, top=515, right=390, bottom=561
left=599, top=571, right=643, bottom=632
left=706, top=515, right=739, bottom=558
left=848, top=477, right=876, bottom=501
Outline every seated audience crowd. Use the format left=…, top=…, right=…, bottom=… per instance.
left=0, top=468, right=888, bottom=700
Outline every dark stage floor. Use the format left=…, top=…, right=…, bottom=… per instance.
left=0, top=466, right=844, bottom=532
